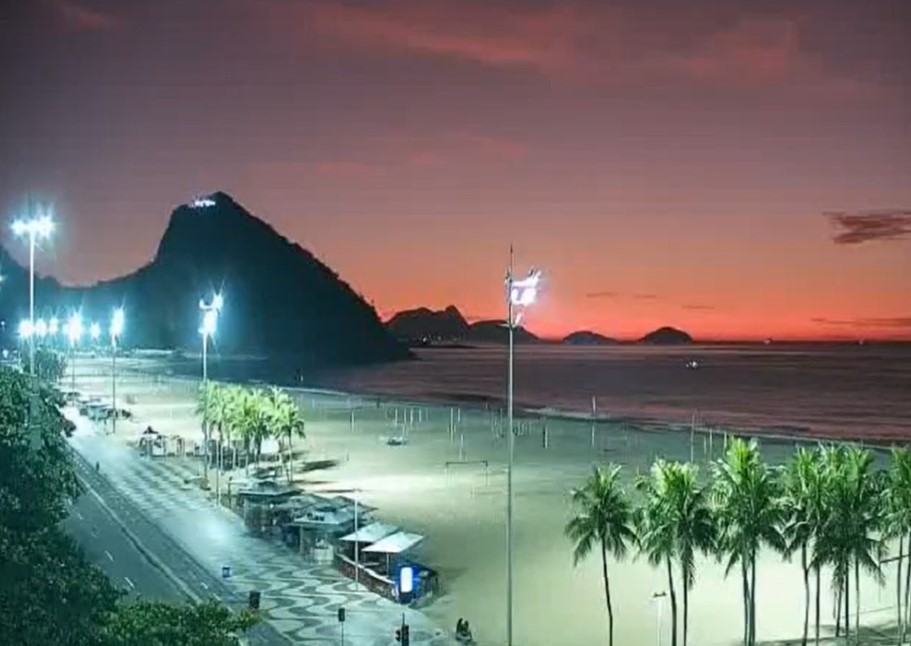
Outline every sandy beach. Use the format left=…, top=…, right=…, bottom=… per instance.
left=74, top=355, right=904, bottom=645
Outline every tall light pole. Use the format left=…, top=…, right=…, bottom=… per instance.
left=12, top=210, right=54, bottom=376
left=199, top=293, right=223, bottom=485
left=504, top=249, right=541, bottom=646
left=110, top=308, right=124, bottom=434
left=67, top=313, right=83, bottom=392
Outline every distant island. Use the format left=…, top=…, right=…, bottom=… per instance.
left=0, top=192, right=409, bottom=367
left=385, top=306, right=539, bottom=346
left=384, top=306, right=694, bottom=346
left=640, top=326, right=693, bottom=345
left=562, top=330, right=618, bottom=345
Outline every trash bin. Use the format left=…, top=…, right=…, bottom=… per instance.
left=248, top=590, right=261, bottom=611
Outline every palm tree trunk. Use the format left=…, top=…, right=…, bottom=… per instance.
left=814, top=565, right=821, bottom=646
left=682, top=565, right=689, bottom=646
left=601, top=545, right=614, bottom=646
left=844, top=562, right=850, bottom=641
left=854, top=557, right=860, bottom=644
left=897, top=536, right=903, bottom=644
left=750, top=553, right=757, bottom=645
left=835, top=581, right=842, bottom=637
left=742, top=558, right=751, bottom=646
left=801, top=545, right=809, bottom=646
left=904, top=534, right=911, bottom=643
left=667, top=557, right=678, bottom=646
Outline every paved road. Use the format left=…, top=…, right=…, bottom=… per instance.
left=65, top=408, right=449, bottom=645
left=64, top=484, right=185, bottom=603
left=66, top=440, right=290, bottom=646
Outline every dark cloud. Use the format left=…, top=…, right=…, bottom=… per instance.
left=585, top=291, right=620, bottom=299
left=825, top=209, right=911, bottom=245
left=632, top=293, right=659, bottom=300
left=682, top=304, right=715, bottom=311
left=811, top=316, right=911, bottom=328
left=54, top=0, right=122, bottom=31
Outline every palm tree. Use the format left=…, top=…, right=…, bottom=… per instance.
left=844, top=447, right=885, bottom=642
left=637, top=460, right=714, bottom=646
left=266, top=387, right=306, bottom=483
left=565, top=464, right=636, bottom=646
left=783, top=448, right=824, bottom=646
left=195, top=382, right=218, bottom=477
left=886, top=448, right=911, bottom=643
left=711, top=438, right=786, bottom=646
left=637, top=460, right=680, bottom=646
left=815, top=446, right=885, bottom=643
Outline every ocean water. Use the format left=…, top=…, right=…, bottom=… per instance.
left=306, top=344, right=911, bottom=440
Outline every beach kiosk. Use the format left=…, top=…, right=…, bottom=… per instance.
left=362, top=531, right=438, bottom=603
left=289, top=495, right=375, bottom=563
left=338, top=522, right=399, bottom=582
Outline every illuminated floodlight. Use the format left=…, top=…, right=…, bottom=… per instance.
left=110, top=307, right=124, bottom=340
left=190, top=197, right=216, bottom=208
left=35, top=318, right=48, bottom=338
left=49, top=318, right=59, bottom=335
left=19, top=319, right=33, bottom=339
left=12, top=213, right=55, bottom=239
left=212, top=293, right=223, bottom=311
left=509, top=269, right=542, bottom=307
left=200, top=309, right=218, bottom=337
left=90, top=322, right=101, bottom=341
left=67, top=313, right=83, bottom=344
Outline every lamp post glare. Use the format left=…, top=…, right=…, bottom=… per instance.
left=35, top=318, right=48, bottom=339
left=19, top=319, right=33, bottom=340
left=12, top=209, right=55, bottom=375
left=90, top=322, right=101, bottom=342
left=67, top=313, right=82, bottom=391
left=110, top=308, right=124, bottom=434
left=49, top=318, right=59, bottom=336
left=504, top=251, right=541, bottom=646
left=199, top=294, right=222, bottom=486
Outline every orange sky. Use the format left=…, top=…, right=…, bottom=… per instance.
left=1, top=0, right=909, bottom=341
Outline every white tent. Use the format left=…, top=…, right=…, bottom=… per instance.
left=340, top=522, right=399, bottom=545
left=362, top=531, right=424, bottom=555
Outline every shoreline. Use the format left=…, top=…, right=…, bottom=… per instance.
left=121, top=359, right=907, bottom=448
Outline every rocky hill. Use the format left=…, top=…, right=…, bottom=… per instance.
left=386, top=305, right=470, bottom=343
left=640, top=326, right=693, bottom=344
left=562, top=330, right=618, bottom=345
left=0, top=192, right=409, bottom=366
left=467, top=320, right=540, bottom=344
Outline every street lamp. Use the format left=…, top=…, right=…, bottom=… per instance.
left=199, top=293, right=223, bottom=485
left=67, top=313, right=82, bottom=391
left=504, top=249, right=541, bottom=646
left=110, top=308, right=124, bottom=434
left=18, top=319, right=33, bottom=340
left=35, top=318, right=48, bottom=340
left=12, top=209, right=54, bottom=376
left=651, top=591, right=668, bottom=646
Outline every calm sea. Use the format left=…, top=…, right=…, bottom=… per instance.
left=305, top=344, right=911, bottom=440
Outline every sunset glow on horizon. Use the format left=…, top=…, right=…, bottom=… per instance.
left=1, top=0, right=908, bottom=342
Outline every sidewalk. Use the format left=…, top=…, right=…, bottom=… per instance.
left=67, top=411, right=452, bottom=646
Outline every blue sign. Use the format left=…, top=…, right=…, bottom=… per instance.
left=399, top=566, right=414, bottom=594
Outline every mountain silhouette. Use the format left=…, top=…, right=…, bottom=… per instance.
left=387, top=305, right=470, bottom=342
left=562, top=330, right=618, bottom=345
left=640, top=326, right=693, bottom=344
left=468, top=320, right=540, bottom=344
left=0, top=192, right=409, bottom=366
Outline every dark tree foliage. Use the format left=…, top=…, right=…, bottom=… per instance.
left=0, top=366, right=256, bottom=646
